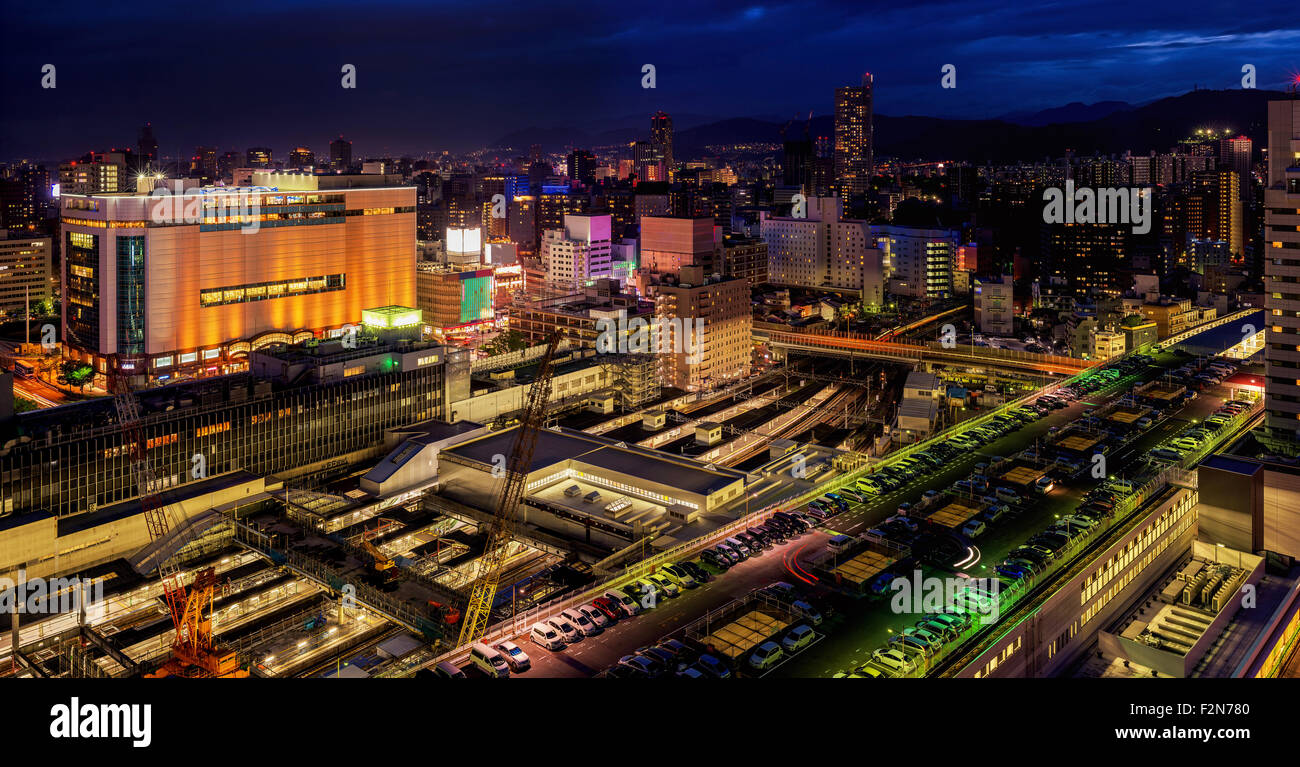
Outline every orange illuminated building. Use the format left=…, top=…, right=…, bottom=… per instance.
left=61, top=172, right=415, bottom=385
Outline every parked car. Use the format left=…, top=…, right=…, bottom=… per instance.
left=646, top=574, right=680, bottom=598
left=603, top=589, right=642, bottom=616
left=749, top=641, right=785, bottom=671
left=694, top=653, right=732, bottom=679
left=659, top=563, right=697, bottom=589
left=591, top=596, right=624, bottom=622
left=577, top=603, right=611, bottom=629
left=617, top=654, right=662, bottom=678
left=871, top=648, right=915, bottom=675
left=494, top=640, right=531, bottom=673
left=530, top=622, right=566, bottom=650
left=680, top=560, right=712, bottom=584
left=782, top=624, right=816, bottom=652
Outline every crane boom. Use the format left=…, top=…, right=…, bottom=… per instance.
left=112, top=379, right=246, bottom=677
left=456, top=331, right=562, bottom=647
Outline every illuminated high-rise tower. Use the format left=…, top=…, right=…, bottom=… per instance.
left=834, top=73, right=873, bottom=198
left=651, top=111, right=674, bottom=182
left=1263, top=98, right=1300, bottom=453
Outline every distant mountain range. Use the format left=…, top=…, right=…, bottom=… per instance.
left=492, top=89, right=1286, bottom=163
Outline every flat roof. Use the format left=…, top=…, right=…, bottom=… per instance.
left=830, top=549, right=902, bottom=584
left=927, top=501, right=983, bottom=529
left=1002, top=465, right=1048, bottom=486
left=444, top=426, right=746, bottom=496
left=703, top=610, right=789, bottom=660
left=1058, top=434, right=1102, bottom=452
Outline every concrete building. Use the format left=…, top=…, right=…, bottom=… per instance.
left=1136, top=296, right=1217, bottom=339
left=652, top=266, right=751, bottom=391
left=895, top=370, right=943, bottom=440
left=760, top=197, right=883, bottom=306
left=539, top=213, right=613, bottom=292
left=1090, top=328, right=1127, bottom=360
left=59, top=152, right=129, bottom=195
left=973, top=274, right=1013, bottom=336
left=59, top=172, right=416, bottom=386
left=1263, top=98, right=1300, bottom=454
left=639, top=216, right=716, bottom=277
left=0, top=234, right=53, bottom=318
left=873, top=224, right=956, bottom=301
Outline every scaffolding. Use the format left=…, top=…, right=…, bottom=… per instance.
left=602, top=353, right=661, bottom=410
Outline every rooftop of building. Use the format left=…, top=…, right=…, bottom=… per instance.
left=443, top=425, right=747, bottom=496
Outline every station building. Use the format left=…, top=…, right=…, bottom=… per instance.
left=0, top=333, right=463, bottom=578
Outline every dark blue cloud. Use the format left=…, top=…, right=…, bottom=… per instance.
left=1, top=0, right=1295, bottom=159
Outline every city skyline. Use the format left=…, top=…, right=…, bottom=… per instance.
left=2, top=0, right=1298, bottom=157
left=4, top=0, right=1300, bottom=701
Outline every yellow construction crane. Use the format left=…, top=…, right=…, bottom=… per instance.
left=456, top=331, right=562, bottom=647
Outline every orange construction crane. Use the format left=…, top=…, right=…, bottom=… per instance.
left=456, top=331, right=561, bottom=647
left=111, top=379, right=247, bottom=678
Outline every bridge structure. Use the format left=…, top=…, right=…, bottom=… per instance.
left=753, top=322, right=1096, bottom=376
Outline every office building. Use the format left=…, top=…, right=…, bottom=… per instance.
left=721, top=237, right=768, bottom=286
left=245, top=147, right=272, bottom=168
left=59, top=152, right=129, bottom=195
left=59, top=171, right=416, bottom=386
left=1218, top=135, right=1253, bottom=204
left=416, top=262, right=495, bottom=335
left=138, top=124, right=158, bottom=167
left=632, top=140, right=665, bottom=183
left=0, top=234, right=53, bottom=317
left=639, top=216, right=716, bottom=277
left=566, top=149, right=597, bottom=186
left=330, top=136, right=353, bottom=171
left=190, top=147, right=218, bottom=180
left=288, top=147, right=316, bottom=170
left=873, top=224, right=956, bottom=301
left=1263, top=99, right=1300, bottom=454
left=834, top=73, right=874, bottom=198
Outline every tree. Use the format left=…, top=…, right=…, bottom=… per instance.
left=58, top=361, right=94, bottom=390
left=482, top=329, right=527, bottom=357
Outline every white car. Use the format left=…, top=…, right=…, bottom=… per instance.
left=749, top=641, right=785, bottom=671
left=647, top=574, right=680, bottom=598
left=603, top=589, right=642, bottom=616
left=782, top=624, right=816, bottom=652
left=871, top=648, right=915, bottom=674
left=530, top=622, right=565, bottom=651
left=546, top=616, right=581, bottom=643
left=560, top=607, right=602, bottom=637
left=577, top=603, right=611, bottom=628
left=961, top=519, right=986, bottom=538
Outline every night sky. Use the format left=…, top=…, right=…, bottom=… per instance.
left=2, top=0, right=1297, bottom=160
